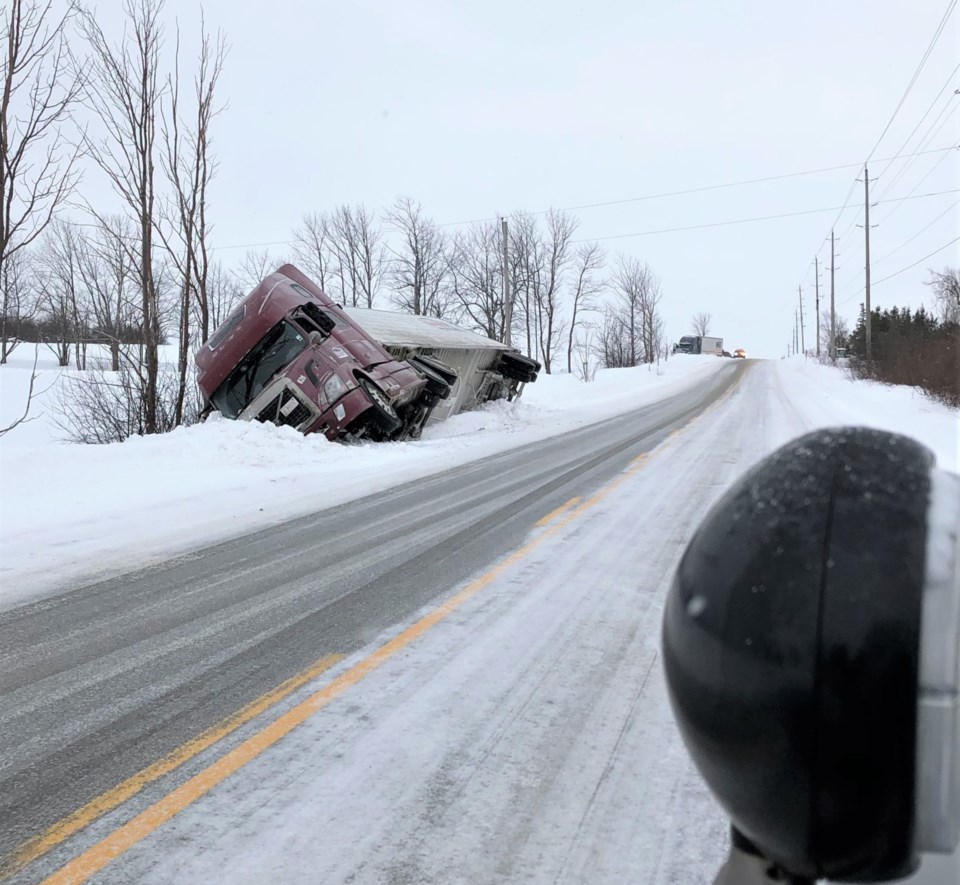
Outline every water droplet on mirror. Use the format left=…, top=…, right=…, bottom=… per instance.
left=687, top=596, right=707, bottom=617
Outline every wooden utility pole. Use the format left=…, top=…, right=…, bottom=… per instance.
left=830, top=229, right=837, bottom=361
left=501, top=218, right=512, bottom=346
left=798, top=285, right=805, bottom=355
left=814, top=255, right=821, bottom=357
left=863, top=165, right=873, bottom=359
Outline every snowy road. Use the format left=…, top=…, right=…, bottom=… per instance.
left=2, top=361, right=747, bottom=883
left=3, top=359, right=957, bottom=884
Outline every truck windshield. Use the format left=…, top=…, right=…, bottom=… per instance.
left=210, top=321, right=308, bottom=418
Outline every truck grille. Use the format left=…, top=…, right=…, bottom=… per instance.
left=256, top=388, right=312, bottom=429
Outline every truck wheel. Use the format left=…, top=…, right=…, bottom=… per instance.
left=497, top=352, right=540, bottom=383
left=411, top=361, right=452, bottom=400
left=358, top=378, right=402, bottom=438
left=411, top=355, right=458, bottom=388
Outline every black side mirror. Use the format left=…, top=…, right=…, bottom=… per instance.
left=663, top=428, right=959, bottom=883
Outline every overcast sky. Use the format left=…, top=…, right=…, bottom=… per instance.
left=85, top=0, right=958, bottom=359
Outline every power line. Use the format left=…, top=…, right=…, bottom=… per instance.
left=197, top=147, right=958, bottom=253
left=834, top=124, right=957, bottom=251
left=797, top=0, right=957, bottom=289
left=875, top=60, right=960, bottom=183
left=873, top=235, right=959, bottom=284
left=431, top=146, right=956, bottom=231
left=434, top=150, right=949, bottom=227
left=866, top=0, right=958, bottom=162
left=878, top=86, right=960, bottom=202
left=837, top=234, right=960, bottom=307
left=199, top=186, right=959, bottom=253
left=874, top=140, right=959, bottom=225
left=573, top=188, right=959, bottom=244
left=873, top=198, right=960, bottom=264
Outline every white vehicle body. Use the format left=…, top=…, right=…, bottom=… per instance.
left=345, top=308, right=529, bottom=422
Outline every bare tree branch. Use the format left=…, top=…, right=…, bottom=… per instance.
left=384, top=196, right=451, bottom=318
left=691, top=312, right=711, bottom=336
left=1, top=0, right=83, bottom=338
left=0, top=341, right=41, bottom=435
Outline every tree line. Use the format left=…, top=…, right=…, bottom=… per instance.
left=846, top=270, right=959, bottom=408
left=2, top=0, right=675, bottom=442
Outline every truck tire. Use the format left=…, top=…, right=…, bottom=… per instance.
left=358, top=378, right=402, bottom=438
left=497, top=352, right=540, bottom=383
left=410, top=360, right=452, bottom=400
left=410, top=355, right=458, bottom=388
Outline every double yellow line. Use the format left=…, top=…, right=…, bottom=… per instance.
left=11, top=397, right=732, bottom=884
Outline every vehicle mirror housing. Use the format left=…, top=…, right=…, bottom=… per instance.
left=662, top=427, right=959, bottom=882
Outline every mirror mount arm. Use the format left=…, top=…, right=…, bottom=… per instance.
left=714, top=830, right=815, bottom=885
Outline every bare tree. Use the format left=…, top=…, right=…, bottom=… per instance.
left=640, top=271, right=666, bottom=363
left=37, top=217, right=84, bottom=366
left=1, top=246, right=39, bottom=361
left=597, top=305, right=631, bottom=369
left=926, top=266, right=959, bottom=324
left=602, top=256, right=664, bottom=368
left=234, top=247, right=276, bottom=293
left=508, top=212, right=540, bottom=359
left=532, top=210, right=576, bottom=374
left=571, top=326, right=597, bottom=382
left=353, top=204, right=383, bottom=309
left=158, top=17, right=226, bottom=424
left=326, top=204, right=383, bottom=308
left=79, top=0, right=165, bottom=433
left=292, top=211, right=335, bottom=294
left=384, top=196, right=450, bottom=317
left=566, top=241, right=604, bottom=374
left=691, top=312, right=711, bottom=336
left=819, top=307, right=850, bottom=359
left=75, top=214, right=139, bottom=370
left=447, top=220, right=506, bottom=341
left=204, top=258, right=240, bottom=331
left=1, top=0, right=83, bottom=318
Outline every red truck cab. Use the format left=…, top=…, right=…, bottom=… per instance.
left=195, top=265, right=440, bottom=441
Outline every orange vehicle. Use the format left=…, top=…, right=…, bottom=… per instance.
left=733, top=348, right=747, bottom=359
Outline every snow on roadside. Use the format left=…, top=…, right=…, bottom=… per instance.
left=0, top=347, right=726, bottom=608
left=774, top=357, right=958, bottom=472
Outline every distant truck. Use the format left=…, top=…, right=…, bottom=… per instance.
left=194, top=264, right=541, bottom=443
left=673, top=335, right=724, bottom=356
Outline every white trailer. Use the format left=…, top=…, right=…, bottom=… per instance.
left=344, top=308, right=540, bottom=422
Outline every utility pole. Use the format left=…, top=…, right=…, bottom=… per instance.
left=863, top=165, right=873, bottom=359
left=814, top=255, right=821, bottom=358
left=798, top=285, right=805, bottom=355
left=795, top=309, right=799, bottom=356
left=830, top=229, right=837, bottom=362
left=501, top=218, right=512, bottom=346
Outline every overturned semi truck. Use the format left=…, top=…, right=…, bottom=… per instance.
left=194, top=264, right=540, bottom=443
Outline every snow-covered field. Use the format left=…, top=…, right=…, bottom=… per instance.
left=2, top=345, right=958, bottom=884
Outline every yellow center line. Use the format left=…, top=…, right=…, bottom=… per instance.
left=4, top=654, right=344, bottom=880
left=30, top=380, right=736, bottom=884
left=533, top=496, right=581, bottom=527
